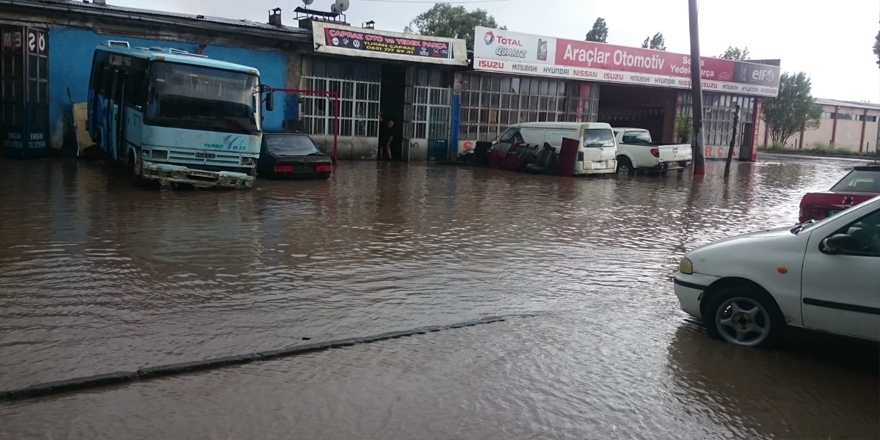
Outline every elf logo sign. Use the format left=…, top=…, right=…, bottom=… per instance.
left=736, top=62, right=780, bottom=86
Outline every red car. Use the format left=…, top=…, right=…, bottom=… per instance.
left=799, top=164, right=880, bottom=222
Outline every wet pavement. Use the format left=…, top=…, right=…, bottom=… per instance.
left=0, top=155, right=878, bottom=439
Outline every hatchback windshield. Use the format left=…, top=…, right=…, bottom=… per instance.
left=583, top=129, right=615, bottom=148
left=265, top=135, right=321, bottom=155
left=831, top=169, right=880, bottom=192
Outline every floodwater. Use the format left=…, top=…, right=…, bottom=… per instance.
left=0, top=155, right=877, bottom=439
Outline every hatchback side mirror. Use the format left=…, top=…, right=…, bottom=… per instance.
left=822, top=234, right=864, bottom=254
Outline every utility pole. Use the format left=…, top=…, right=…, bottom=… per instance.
left=724, top=104, right=740, bottom=178
left=688, top=0, right=706, bottom=176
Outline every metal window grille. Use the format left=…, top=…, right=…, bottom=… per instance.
left=408, top=85, right=451, bottom=140
left=299, top=76, right=381, bottom=138
left=677, top=92, right=755, bottom=146
left=458, top=72, right=599, bottom=142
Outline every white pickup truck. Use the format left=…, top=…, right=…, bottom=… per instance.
left=612, top=128, right=692, bottom=175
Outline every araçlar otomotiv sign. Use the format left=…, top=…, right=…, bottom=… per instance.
left=473, top=26, right=780, bottom=97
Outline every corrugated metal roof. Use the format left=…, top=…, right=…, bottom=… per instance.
left=18, top=0, right=311, bottom=35
left=815, top=98, right=880, bottom=111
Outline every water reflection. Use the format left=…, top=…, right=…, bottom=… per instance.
left=0, top=154, right=876, bottom=438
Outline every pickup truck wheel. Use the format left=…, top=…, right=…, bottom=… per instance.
left=704, top=285, right=784, bottom=349
left=616, top=157, right=635, bottom=175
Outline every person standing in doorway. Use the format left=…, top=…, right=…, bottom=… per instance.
left=378, top=114, right=395, bottom=160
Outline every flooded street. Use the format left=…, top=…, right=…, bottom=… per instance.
left=0, top=155, right=877, bottom=439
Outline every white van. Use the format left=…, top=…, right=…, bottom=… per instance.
left=494, top=122, right=617, bottom=175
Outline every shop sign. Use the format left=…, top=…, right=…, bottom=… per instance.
left=473, top=26, right=781, bottom=97
left=312, top=22, right=467, bottom=66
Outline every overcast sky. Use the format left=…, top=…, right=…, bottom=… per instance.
left=114, top=0, right=880, bottom=103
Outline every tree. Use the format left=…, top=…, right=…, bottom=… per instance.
left=761, top=72, right=823, bottom=145
left=640, top=32, right=666, bottom=50
left=719, top=46, right=750, bottom=61
left=404, top=4, right=504, bottom=51
left=874, top=30, right=880, bottom=67
left=585, top=18, right=608, bottom=43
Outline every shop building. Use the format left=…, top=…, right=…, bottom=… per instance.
left=464, top=27, right=781, bottom=162
left=1, top=1, right=783, bottom=164
left=0, top=0, right=312, bottom=158
left=758, top=98, right=880, bottom=153
left=298, top=19, right=466, bottom=160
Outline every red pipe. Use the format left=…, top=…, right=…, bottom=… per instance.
left=265, top=87, right=339, bottom=165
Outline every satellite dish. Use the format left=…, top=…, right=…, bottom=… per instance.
left=302, top=0, right=313, bottom=5
left=335, top=0, right=349, bottom=12
left=330, top=3, right=339, bottom=12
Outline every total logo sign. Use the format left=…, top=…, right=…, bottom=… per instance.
left=484, top=30, right=527, bottom=59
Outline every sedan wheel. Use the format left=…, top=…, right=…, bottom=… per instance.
left=715, top=297, right=770, bottom=346
left=705, top=286, right=783, bottom=348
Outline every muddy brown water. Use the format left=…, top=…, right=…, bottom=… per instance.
left=0, top=156, right=877, bottom=439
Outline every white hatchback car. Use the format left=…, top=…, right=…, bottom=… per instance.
left=674, top=196, right=880, bottom=348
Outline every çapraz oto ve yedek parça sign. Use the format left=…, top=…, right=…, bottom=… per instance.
left=312, top=22, right=468, bottom=66
left=473, top=26, right=780, bottom=97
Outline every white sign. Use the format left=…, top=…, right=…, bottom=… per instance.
left=473, top=26, right=780, bottom=97
left=312, top=22, right=467, bottom=66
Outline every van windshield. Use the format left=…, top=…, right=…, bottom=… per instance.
left=584, top=129, right=615, bottom=148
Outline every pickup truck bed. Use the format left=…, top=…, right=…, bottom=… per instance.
left=612, top=128, right=692, bottom=175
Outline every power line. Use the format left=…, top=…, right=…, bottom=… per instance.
left=362, top=0, right=508, bottom=3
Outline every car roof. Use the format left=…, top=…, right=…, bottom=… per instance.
left=515, top=122, right=612, bottom=130
left=612, top=127, right=649, bottom=132
left=97, top=45, right=260, bottom=76
left=853, top=164, right=880, bottom=171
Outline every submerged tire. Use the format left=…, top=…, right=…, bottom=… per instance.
left=616, top=157, right=635, bottom=175
left=126, top=150, right=148, bottom=187
left=704, top=285, right=784, bottom=349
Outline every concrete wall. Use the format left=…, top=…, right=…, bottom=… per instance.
left=49, top=26, right=290, bottom=152
left=759, top=104, right=880, bottom=152
left=311, top=135, right=377, bottom=160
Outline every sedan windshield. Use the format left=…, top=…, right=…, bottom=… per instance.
left=145, top=62, right=261, bottom=135
left=583, top=129, right=615, bottom=148
left=266, top=135, right=321, bottom=155
left=831, top=170, right=880, bottom=192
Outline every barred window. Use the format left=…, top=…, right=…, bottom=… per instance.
left=677, top=92, right=755, bottom=146
left=300, top=57, right=381, bottom=137
left=459, top=72, right=599, bottom=142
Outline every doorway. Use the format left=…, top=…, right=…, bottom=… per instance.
left=597, top=84, right=678, bottom=142
left=379, top=64, right=406, bottom=160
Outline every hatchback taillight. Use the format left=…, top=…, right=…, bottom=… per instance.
left=650, top=148, right=660, bottom=158
left=274, top=165, right=294, bottom=173
left=315, top=165, right=332, bottom=173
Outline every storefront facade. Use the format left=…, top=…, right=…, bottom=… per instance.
left=462, top=26, right=781, bottom=161
left=300, top=22, right=466, bottom=160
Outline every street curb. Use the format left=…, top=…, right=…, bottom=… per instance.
left=0, top=314, right=536, bottom=402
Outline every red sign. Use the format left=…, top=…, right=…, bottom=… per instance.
left=556, top=39, right=734, bottom=81
left=473, top=27, right=780, bottom=96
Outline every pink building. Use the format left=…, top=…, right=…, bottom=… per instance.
left=759, top=99, right=880, bottom=153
